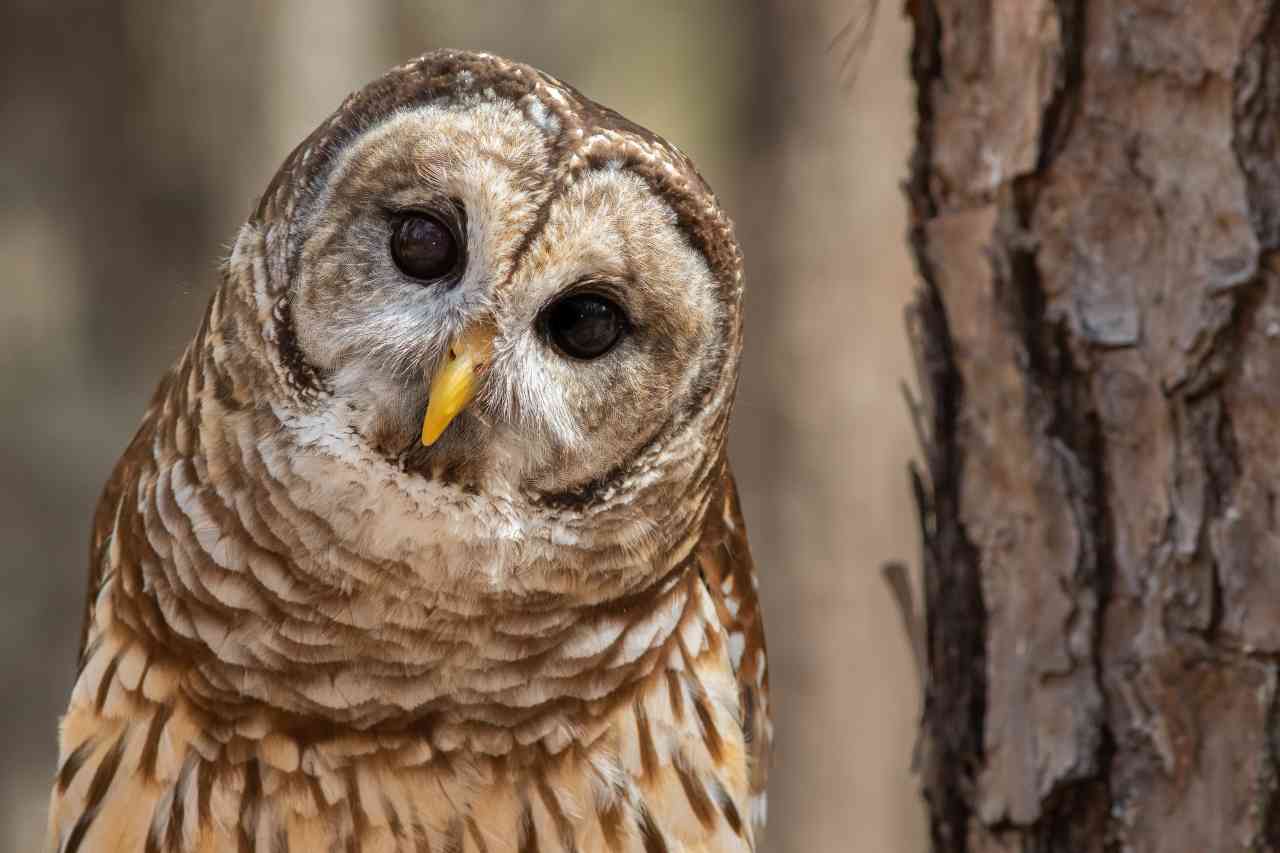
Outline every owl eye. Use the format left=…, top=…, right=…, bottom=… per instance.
left=390, top=213, right=461, bottom=282
left=543, top=293, right=627, bottom=360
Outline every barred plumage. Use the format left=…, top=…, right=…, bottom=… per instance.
left=48, top=50, right=769, bottom=852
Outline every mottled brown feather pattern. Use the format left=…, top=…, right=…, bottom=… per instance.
left=49, top=50, right=768, bottom=852
left=696, top=480, right=771, bottom=822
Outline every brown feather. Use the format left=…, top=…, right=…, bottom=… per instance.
left=695, top=472, right=772, bottom=818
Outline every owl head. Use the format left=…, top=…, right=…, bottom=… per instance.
left=214, top=51, right=744, bottom=591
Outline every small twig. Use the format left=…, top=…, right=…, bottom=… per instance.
left=899, top=379, right=929, bottom=461
left=828, top=0, right=881, bottom=93
left=903, top=303, right=933, bottom=456
left=881, top=559, right=927, bottom=772
left=880, top=560, right=925, bottom=688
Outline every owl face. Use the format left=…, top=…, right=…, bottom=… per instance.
left=287, top=98, right=726, bottom=496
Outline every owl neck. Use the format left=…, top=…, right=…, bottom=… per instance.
left=95, top=277, right=726, bottom=752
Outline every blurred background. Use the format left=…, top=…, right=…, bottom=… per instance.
left=0, top=1, right=923, bottom=850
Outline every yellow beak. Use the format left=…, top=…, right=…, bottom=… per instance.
left=421, top=325, right=495, bottom=446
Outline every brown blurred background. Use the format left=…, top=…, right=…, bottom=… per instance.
left=0, top=2, right=923, bottom=850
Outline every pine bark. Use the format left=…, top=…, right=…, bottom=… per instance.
left=906, top=1, right=1280, bottom=850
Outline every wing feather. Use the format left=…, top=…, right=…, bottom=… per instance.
left=695, top=468, right=771, bottom=829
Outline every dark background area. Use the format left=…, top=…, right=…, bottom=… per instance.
left=0, top=2, right=923, bottom=849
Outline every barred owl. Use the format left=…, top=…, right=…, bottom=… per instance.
left=48, top=50, right=769, bottom=853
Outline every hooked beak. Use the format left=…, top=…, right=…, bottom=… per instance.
left=421, top=325, right=495, bottom=446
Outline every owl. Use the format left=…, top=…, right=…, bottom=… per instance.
left=47, top=50, right=769, bottom=853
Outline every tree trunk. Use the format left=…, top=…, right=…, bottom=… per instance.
left=906, top=1, right=1280, bottom=850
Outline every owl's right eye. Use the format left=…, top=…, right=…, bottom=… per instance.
left=390, top=213, right=462, bottom=283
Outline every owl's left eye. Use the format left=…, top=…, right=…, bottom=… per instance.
left=542, top=293, right=627, bottom=360
left=390, top=213, right=462, bottom=283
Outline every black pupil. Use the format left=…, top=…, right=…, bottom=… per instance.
left=547, top=294, right=624, bottom=359
left=391, top=214, right=458, bottom=281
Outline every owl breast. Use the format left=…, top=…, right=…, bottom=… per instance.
left=50, top=568, right=754, bottom=852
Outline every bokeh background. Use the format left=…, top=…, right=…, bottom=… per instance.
left=0, top=2, right=923, bottom=850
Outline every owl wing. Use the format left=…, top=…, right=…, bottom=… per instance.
left=695, top=467, right=771, bottom=829
left=78, top=372, right=168, bottom=659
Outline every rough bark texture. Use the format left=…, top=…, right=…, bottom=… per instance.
left=907, top=1, right=1280, bottom=850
